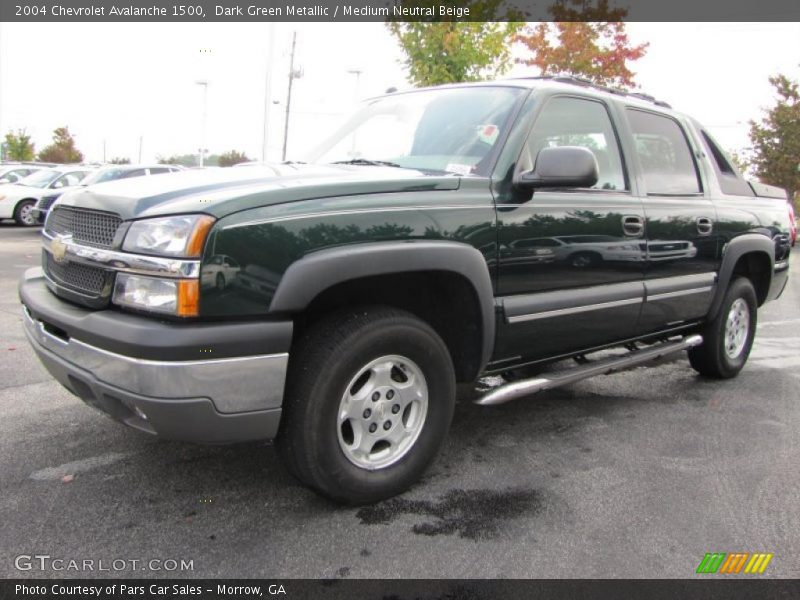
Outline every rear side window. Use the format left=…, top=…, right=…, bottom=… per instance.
left=627, top=109, right=702, bottom=195
left=149, top=167, right=170, bottom=175
left=699, top=129, right=752, bottom=196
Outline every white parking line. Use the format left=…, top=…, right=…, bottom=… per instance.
left=29, top=452, right=130, bottom=481
left=759, top=319, right=800, bottom=327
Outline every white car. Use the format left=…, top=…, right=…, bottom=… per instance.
left=201, top=254, right=241, bottom=290
left=0, top=164, right=50, bottom=185
left=0, top=165, right=95, bottom=226
left=33, top=164, right=184, bottom=222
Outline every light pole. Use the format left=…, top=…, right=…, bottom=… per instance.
left=195, top=79, right=209, bottom=167
left=347, top=69, right=363, bottom=157
left=0, top=22, right=5, bottom=156
left=347, top=68, right=363, bottom=100
left=281, top=31, right=302, bottom=162
left=261, top=22, right=276, bottom=163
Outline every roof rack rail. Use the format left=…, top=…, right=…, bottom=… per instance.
left=513, top=75, right=672, bottom=109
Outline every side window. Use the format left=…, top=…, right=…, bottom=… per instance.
left=699, top=129, right=752, bottom=197
left=51, top=174, right=71, bottom=189
left=148, top=167, right=170, bottom=175
left=121, top=169, right=147, bottom=179
left=627, top=109, right=702, bottom=195
left=525, top=96, right=627, bottom=191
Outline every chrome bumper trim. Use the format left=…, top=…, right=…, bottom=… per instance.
left=42, top=231, right=201, bottom=279
left=23, top=307, right=288, bottom=413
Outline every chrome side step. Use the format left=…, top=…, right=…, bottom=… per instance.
left=475, top=334, right=703, bottom=406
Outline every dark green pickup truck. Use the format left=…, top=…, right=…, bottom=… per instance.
left=20, top=78, right=793, bottom=503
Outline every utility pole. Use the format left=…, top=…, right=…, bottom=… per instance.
left=0, top=22, right=5, bottom=153
left=196, top=80, right=209, bottom=167
left=261, top=22, right=276, bottom=163
left=138, top=136, right=143, bottom=163
left=281, top=31, right=297, bottom=162
left=103, top=139, right=106, bottom=163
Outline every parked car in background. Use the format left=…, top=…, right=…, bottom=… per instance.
left=0, top=164, right=50, bottom=185
left=0, top=165, right=95, bottom=226
left=32, top=164, right=184, bottom=222
left=201, top=254, right=241, bottom=290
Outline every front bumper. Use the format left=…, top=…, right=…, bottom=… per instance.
left=20, top=267, right=292, bottom=443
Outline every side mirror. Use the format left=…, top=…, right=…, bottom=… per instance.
left=515, top=146, right=599, bottom=190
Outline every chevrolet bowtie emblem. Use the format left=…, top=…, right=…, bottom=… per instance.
left=51, top=235, right=72, bottom=264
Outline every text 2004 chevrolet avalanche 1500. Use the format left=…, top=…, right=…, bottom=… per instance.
left=19, top=78, right=793, bottom=503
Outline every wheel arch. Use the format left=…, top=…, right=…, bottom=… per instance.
left=269, top=241, right=496, bottom=381
left=15, top=197, right=39, bottom=211
left=708, top=234, right=774, bottom=320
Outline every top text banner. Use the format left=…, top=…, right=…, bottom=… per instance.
left=1, top=0, right=799, bottom=22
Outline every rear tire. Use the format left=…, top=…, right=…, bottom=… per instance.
left=688, top=277, right=757, bottom=378
left=570, top=251, right=600, bottom=268
left=14, top=200, right=37, bottom=227
left=277, top=307, right=456, bottom=504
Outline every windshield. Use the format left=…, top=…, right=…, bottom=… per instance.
left=81, top=168, right=129, bottom=185
left=19, top=169, right=60, bottom=188
left=304, top=86, right=525, bottom=175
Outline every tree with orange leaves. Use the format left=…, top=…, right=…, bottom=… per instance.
left=515, top=0, right=648, bottom=89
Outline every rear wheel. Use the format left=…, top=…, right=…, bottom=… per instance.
left=570, top=251, right=600, bottom=268
left=14, top=200, right=37, bottom=227
left=277, top=307, right=456, bottom=504
left=688, top=277, right=757, bottom=378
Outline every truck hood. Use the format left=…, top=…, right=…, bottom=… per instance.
left=54, top=163, right=461, bottom=221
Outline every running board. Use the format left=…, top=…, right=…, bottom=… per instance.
left=475, top=334, right=703, bottom=406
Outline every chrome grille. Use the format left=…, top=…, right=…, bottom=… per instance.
left=46, top=207, right=121, bottom=248
left=44, top=250, right=111, bottom=296
left=38, top=195, right=59, bottom=212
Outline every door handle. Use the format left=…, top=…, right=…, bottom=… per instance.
left=696, top=217, right=714, bottom=235
left=622, top=215, right=644, bottom=237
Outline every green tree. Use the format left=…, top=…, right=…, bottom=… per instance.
left=388, top=1, right=522, bottom=86
left=515, top=0, right=648, bottom=88
left=218, top=150, right=251, bottom=167
left=728, top=150, right=750, bottom=177
left=4, top=129, right=36, bottom=161
left=157, top=153, right=198, bottom=167
left=748, top=73, right=800, bottom=203
left=108, top=157, right=131, bottom=165
left=37, top=127, right=84, bottom=163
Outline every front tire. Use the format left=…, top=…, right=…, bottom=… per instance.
left=14, top=200, right=37, bottom=227
left=688, top=277, right=757, bottom=378
left=277, top=307, right=456, bottom=504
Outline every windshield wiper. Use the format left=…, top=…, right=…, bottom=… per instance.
left=332, top=158, right=403, bottom=168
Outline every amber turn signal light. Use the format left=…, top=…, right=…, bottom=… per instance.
left=177, top=280, right=200, bottom=317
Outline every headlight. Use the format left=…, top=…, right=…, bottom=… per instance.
left=122, top=214, right=215, bottom=257
left=113, top=273, right=199, bottom=317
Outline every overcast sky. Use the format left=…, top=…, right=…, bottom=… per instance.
left=0, top=21, right=797, bottom=164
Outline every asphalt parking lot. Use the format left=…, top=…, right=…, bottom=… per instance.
left=1, top=222, right=798, bottom=579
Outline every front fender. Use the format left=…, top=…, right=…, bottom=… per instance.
left=269, top=240, right=496, bottom=373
